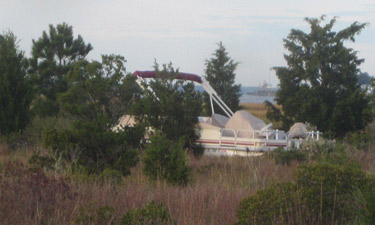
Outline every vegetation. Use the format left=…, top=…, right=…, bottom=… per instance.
left=132, top=63, right=203, bottom=148
left=235, top=162, right=372, bottom=225
left=142, top=133, right=190, bottom=185
left=358, top=72, right=373, bottom=86
left=0, top=32, right=33, bottom=136
left=43, top=55, right=144, bottom=175
left=119, top=201, right=175, bottom=225
left=1, top=18, right=375, bottom=225
left=267, top=16, right=373, bottom=138
left=204, top=42, right=241, bottom=115
left=30, top=23, right=92, bottom=116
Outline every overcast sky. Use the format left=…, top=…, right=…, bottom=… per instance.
left=1, top=0, right=374, bottom=86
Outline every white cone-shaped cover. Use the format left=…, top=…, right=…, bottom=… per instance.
left=288, top=122, right=308, bottom=138
left=225, top=110, right=266, bottom=132
left=211, top=113, right=229, bottom=128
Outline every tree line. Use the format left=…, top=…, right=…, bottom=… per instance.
left=0, top=16, right=374, bottom=184
left=0, top=23, right=241, bottom=185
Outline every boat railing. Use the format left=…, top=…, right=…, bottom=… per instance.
left=220, top=129, right=236, bottom=146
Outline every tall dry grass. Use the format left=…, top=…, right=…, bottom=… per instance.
left=2, top=120, right=375, bottom=225
left=0, top=148, right=299, bottom=225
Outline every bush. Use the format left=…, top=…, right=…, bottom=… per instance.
left=273, top=148, right=306, bottom=165
left=355, top=184, right=375, bottom=225
left=142, top=133, right=190, bottom=186
left=297, top=162, right=369, bottom=224
left=344, top=130, right=371, bottom=150
left=44, top=120, right=143, bottom=176
left=119, top=201, right=175, bottom=225
left=28, top=151, right=56, bottom=170
left=235, top=182, right=298, bottom=225
left=235, top=162, right=371, bottom=225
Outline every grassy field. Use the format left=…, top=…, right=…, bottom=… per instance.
left=0, top=142, right=299, bottom=225
left=240, top=102, right=270, bottom=123
left=1, top=108, right=374, bottom=225
left=1, top=138, right=375, bottom=225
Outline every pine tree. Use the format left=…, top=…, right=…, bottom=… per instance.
left=0, top=32, right=33, bottom=135
left=132, top=62, right=203, bottom=148
left=269, top=16, right=372, bottom=138
left=30, top=23, right=92, bottom=116
left=204, top=42, right=241, bottom=115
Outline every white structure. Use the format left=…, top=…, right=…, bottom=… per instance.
left=132, top=71, right=320, bottom=156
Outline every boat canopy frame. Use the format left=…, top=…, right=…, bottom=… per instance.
left=132, top=70, right=234, bottom=117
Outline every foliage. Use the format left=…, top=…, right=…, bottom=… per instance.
left=132, top=62, right=202, bottom=148
left=264, top=100, right=293, bottom=130
left=30, top=23, right=92, bottom=116
left=204, top=42, right=241, bottom=115
left=273, top=148, right=306, bottom=165
left=43, top=55, right=144, bottom=175
left=358, top=72, right=372, bottom=86
left=142, top=133, right=190, bottom=186
left=296, top=162, right=369, bottom=223
left=235, top=182, right=298, bottom=225
left=344, top=130, right=371, bottom=150
left=269, top=16, right=372, bottom=138
left=235, top=161, right=371, bottom=225
left=119, top=201, right=175, bottom=225
left=28, top=151, right=56, bottom=171
left=0, top=32, right=33, bottom=136
left=354, top=184, right=375, bottom=225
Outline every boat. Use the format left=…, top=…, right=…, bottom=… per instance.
left=247, top=80, right=277, bottom=96
left=128, top=71, right=320, bottom=156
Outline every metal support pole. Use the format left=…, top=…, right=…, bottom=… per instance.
left=209, top=95, right=215, bottom=115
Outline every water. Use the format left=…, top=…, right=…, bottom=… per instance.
left=239, top=86, right=276, bottom=103
left=195, top=86, right=276, bottom=103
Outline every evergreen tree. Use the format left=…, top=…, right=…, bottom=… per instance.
left=204, top=42, right=241, bottom=115
left=44, top=55, right=143, bottom=175
left=132, top=62, right=203, bottom=148
left=268, top=16, right=372, bottom=138
left=30, top=23, right=92, bottom=116
left=0, top=32, right=33, bottom=136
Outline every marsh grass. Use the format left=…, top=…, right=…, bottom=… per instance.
left=0, top=146, right=299, bottom=225
left=240, top=102, right=279, bottom=123
left=1, top=122, right=374, bottom=225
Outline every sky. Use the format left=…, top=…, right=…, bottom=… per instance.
left=1, top=0, right=375, bottom=86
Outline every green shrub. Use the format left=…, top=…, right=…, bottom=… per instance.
left=235, top=162, right=371, bottom=225
left=235, top=182, right=298, bottom=225
left=355, top=184, right=375, bottom=225
left=297, top=162, right=369, bottom=224
left=44, top=120, right=143, bottom=176
left=142, top=133, right=190, bottom=186
left=344, top=130, right=371, bottom=150
left=273, top=148, right=306, bottom=165
left=119, top=201, right=175, bottom=225
left=28, top=151, right=56, bottom=170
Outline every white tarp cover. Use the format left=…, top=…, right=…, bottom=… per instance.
left=112, top=115, right=136, bottom=131
left=224, top=110, right=266, bottom=137
left=211, top=113, right=229, bottom=128
left=198, top=122, right=221, bottom=131
left=288, top=122, right=308, bottom=138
